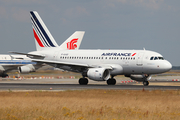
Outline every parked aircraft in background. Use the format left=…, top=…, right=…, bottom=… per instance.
left=0, top=55, right=34, bottom=77
left=11, top=11, right=172, bottom=86
left=1, top=11, right=84, bottom=77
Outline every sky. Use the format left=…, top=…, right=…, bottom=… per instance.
left=0, top=0, right=180, bottom=66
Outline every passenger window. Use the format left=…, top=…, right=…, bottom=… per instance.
left=150, top=57, right=154, bottom=60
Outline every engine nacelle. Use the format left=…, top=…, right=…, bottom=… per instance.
left=125, top=74, right=152, bottom=81
left=18, top=64, right=35, bottom=73
left=87, top=68, right=110, bottom=81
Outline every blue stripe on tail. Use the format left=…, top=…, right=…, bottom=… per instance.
left=31, top=17, right=49, bottom=47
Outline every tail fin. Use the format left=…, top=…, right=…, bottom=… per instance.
left=30, top=11, right=58, bottom=51
left=59, top=31, right=85, bottom=50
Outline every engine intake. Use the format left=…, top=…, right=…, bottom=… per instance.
left=87, top=68, right=110, bottom=81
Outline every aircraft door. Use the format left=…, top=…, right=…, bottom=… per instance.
left=136, top=52, right=144, bottom=66
left=53, top=51, right=59, bottom=60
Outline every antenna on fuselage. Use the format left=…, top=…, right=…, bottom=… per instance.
left=143, top=47, right=146, bottom=50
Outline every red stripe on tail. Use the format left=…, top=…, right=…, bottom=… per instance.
left=33, top=29, right=44, bottom=47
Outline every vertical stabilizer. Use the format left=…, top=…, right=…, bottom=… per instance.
left=30, top=11, right=58, bottom=51
left=59, top=31, right=85, bottom=50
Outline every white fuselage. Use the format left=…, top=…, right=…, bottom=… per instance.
left=30, top=49, right=172, bottom=75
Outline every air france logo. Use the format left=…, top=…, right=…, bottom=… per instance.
left=132, top=53, right=136, bottom=56
left=101, top=53, right=137, bottom=56
left=67, top=38, right=78, bottom=50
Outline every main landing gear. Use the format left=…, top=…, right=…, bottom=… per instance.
left=78, top=77, right=117, bottom=85
left=107, top=78, right=116, bottom=85
left=1, top=73, right=8, bottom=78
left=143, top=81, right=149, bottom=86
left=107, top=76, right=116, bottom=85
left=79, top=78, right=88, bottom=85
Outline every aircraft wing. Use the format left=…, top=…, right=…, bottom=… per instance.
left=31, top=59, right=90, bottom=72
left=31, top=59, right=114, bottom=73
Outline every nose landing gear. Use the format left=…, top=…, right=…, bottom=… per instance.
left=143, top=81, right=149, bottom=86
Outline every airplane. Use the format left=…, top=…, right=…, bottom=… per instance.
left=0, top=11, right=85, bottom=77
left=0, top=55, right=35, bottom=77
left=11, top=11, right=172, bottom=86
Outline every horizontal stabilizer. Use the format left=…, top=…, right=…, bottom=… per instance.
left=9, top=51, right=45, bottom=58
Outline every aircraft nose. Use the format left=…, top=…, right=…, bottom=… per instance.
left=163, top=60, right=172, bottom=72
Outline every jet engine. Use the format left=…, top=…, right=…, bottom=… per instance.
left=18, top=64, right=35, bottom=73
left=125, top=74, right=151, bottom=81
left=87, top=68, right=110, bottom=81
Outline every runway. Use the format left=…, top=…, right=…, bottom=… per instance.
left=0, top=77, right=180, bottom=91
left=0, top=83, right=180, bottom=91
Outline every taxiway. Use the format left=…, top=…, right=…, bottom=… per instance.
left=0, top=75, right=180, bottom=91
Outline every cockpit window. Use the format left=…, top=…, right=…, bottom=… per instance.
left=150, top=57, right=154, bottom=60
left=150, top=56, right=164, bottom=60
left=154, top=57, right=158, bottom=60
left=158, top=57, right=164, bottom=60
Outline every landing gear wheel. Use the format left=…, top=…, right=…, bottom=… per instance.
left=143, top=81, right=149, bottom=86
left=79, top=78, right=88, bottom=85
left=107, top=78, right=116, bottom=85
left=2, top=73, right=8, bottom=78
